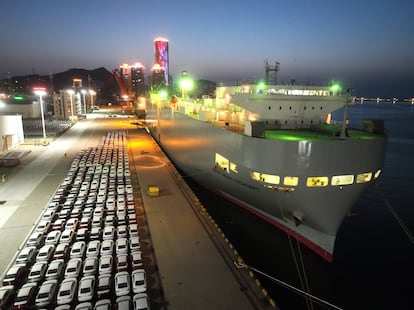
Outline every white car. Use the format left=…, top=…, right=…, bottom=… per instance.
left=131, top=269, right=147, bottom=294
left=94, top=299, right=112, bottom=310
left=96, top=274, right=112, bottom=299
left=98, top=255, right=113, bottom=275
left=35, top=279, right=58, bottom=308
left=60, top=229, right=75, bottom=244
left=26, top=231, right=45, bottom=248
left=56, top=278, right=77, bottom=305
left=133, top=292, right=151, bottom=310
left=64, top=258, right=82, bottom=279
left=45, top=259, right=65, bottom=280
left=129, top=236, right=141, bottom=252
left=27, top=261, right=48, bottom=283
left=114, top=271, right=130, bottom=297
left=16, top=246, right=37, bottom=266
left=82, top=257, right=98, bottom=276
left=102, top=226, right=115, bottom=240
left=45, top=230, right=61, bottom=245
left=70, top=241, right=86, bottom=259
left=86, top=240, right=101, bottom=257
left=116, top=238, right=129, bottom=255
left=35, top=220, right=51, bottom=234
left=36, top=244, right=55, bottom=262
left=77, top=275, right=95, bottom=302
left=100, top=240, right=114, bottom=256
left=128, top=224, right=139, bottom=237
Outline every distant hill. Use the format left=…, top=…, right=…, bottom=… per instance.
left=0, top=67, right=119, bottom=104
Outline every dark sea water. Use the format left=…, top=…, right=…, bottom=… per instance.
left=189, top=101, right=414, bottom=310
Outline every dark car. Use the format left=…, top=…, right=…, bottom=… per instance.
left=2, top=264, right=28, bottom=287
left=13, top=282, right=39, bottom=309
left=0, top=285, right=16, bottom=310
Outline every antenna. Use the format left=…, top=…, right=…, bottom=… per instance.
left=265, top=60, right=280, bottom=85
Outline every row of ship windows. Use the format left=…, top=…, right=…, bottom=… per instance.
left=215, top=153, right=381, bottom=187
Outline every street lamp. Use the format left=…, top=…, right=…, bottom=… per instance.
left=33, top=87, right=47, bottom=142
left=89, top=90, right=96, bottom=110
left=180, top=78, right=193, bottom=99
left=67, top=89, right=74, bottom=119
left=81, top=89, right=87, bottom=114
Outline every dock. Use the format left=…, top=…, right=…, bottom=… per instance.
left=0, top=117, right=278, bottom=309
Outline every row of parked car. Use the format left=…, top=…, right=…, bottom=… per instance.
left=0, top=130, right=151, bottom=310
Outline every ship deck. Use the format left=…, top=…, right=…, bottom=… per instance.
left=209, top=120, right=380, bottom=141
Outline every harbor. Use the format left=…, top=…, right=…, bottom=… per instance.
left=0, top=115, right=278, bottom=309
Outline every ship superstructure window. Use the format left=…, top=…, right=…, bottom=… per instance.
left=215, top=153, right=229, bottom=172
left=230, top=162, right=238, bottom=173
left=356, top=172, right=372, bottom=183
left=251, top=172, right=280, bottom=184
left=331, top=175, right=354, bottom=186
left=283, top=176, right=298, bottom=186
left=306, top=176, right=329, bottom=187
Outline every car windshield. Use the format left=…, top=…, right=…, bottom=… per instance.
left=80, top=288, right=90, bottom=293
left=119, top=283, right=127, bottom=288
left=38, top=292, right=49, bottom=299
left=60, top=290, right=70, bottom=296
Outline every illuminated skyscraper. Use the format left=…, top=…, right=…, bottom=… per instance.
left=154, top=37, right=169, bottom=86
left=130, top=63, right=145, bottom=97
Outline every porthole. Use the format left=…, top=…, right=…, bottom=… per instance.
left=268, top=106, right=271, bottom=110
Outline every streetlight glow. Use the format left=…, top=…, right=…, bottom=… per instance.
left=33, top=87, right=47, bottom=141
left=81, top=89, right=87, bottom=114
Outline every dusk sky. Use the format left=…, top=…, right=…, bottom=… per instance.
left=1, top=0, right=413, bottom=98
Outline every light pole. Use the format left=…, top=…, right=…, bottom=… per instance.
left=89, top=90, right=96, bottom=110
left=33, top=87, right=47, bottom=142
left=67, top=89, right=74, bottom=119
left=81, top=89, right=87, bottom=114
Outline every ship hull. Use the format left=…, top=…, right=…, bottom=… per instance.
left=146, top=104, right=387, bottom=262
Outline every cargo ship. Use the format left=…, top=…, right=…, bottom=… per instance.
left=144, top=80, right=387, bottom=262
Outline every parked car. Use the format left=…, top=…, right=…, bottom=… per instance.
left=64, top=258, right=82, bottom=279
left=102, top=226, right=115, bottom=240
left=86, top=240, right=101, bottom=257
left=116, top=238, right=129, bottom=255
left=26, top=232, right=45, bottom=249
left=27, top=261, right=48, bottom=283
left=0, top=285, right=16, bottom=309
left=13, top=282, right=39, bottom=309
left=77, top=275, right=95, bottom=302
left=70, top=241, right=86, bottom=259
left=2, top=264, right=28, bottom=287
left=128, top=224, right=139, bottom=237
left=96, top=274, right=113, bottom=299
left=130, top=251, right=143, bottom=270
left=89, top=227, right=102, bottom=240
left=115, top=254, right=129, bottom=272
left=53, top=243, right=70, bottom=261
left=56, top=277, right=77, bottom=305
left=129, top=236, right=141, bottom=252
left=94, top=299, right=112, bottom=310
left=35, top=220, right=51, bottom=234
left=133, top=292, right=151, bottom=310
left=36, top=244, right=55, bottom=262
left=60, top=229, right=75, bottom=244
left=45, top=259, right=65, bottom=280
left=35, top=279, right=58, bottom=308
left=51, top=219, right=66, bottom=231
left=76, top=228, right=89, bottom=242
left=45, top=230, right=62, bottom=245
left=99, top=240, right=112, bottom=258
left=115, top=271, right=130, bottom=297
left=15, top=246, right=37, bottom=267
left=131, top=269, right=147, bottom=294
left=116, top=295, right=132, bottom=309
left=82, top=257, right=98, bottom=276
left=98, top=255, right=113, bottom=275
left=65, top=218, right=79, bottom=231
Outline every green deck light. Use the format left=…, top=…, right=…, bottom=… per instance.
left=330, top=83, right=341, bottom=92
left=13, top=96, right=24, bottom=100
